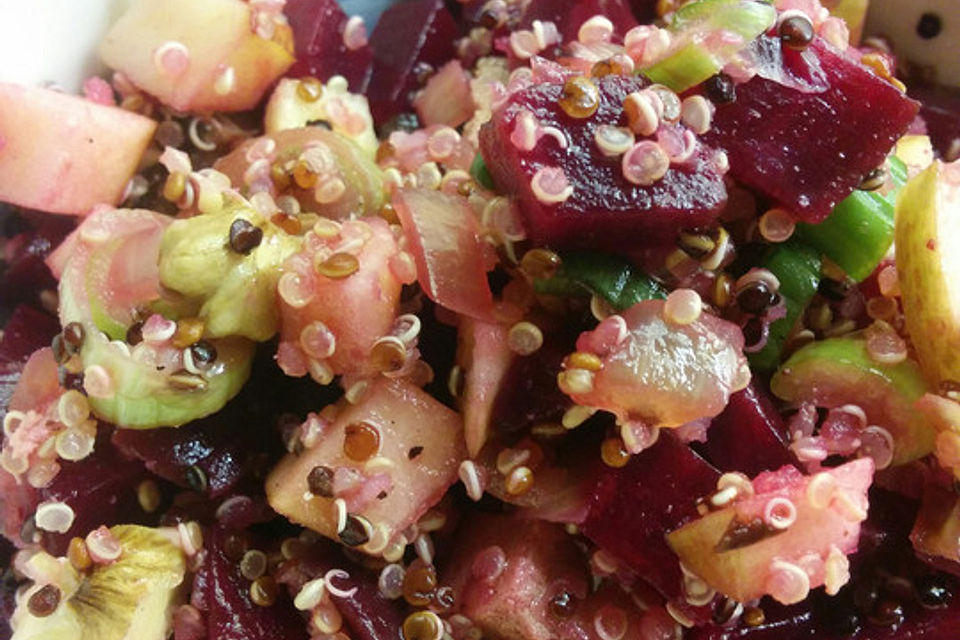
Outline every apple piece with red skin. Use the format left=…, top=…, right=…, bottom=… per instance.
left=99, top=0, right=294, bottom=113
left=0, top=83, right=156, bottom=216
left=265, top=377, right=465, bottom=552
left=667, top=458, right=874, bottom=606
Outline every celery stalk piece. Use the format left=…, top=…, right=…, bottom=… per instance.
left=794, top=156, right=907, bottom=282
left=533, top=250, right=666, bottom=310
left=749, top=241, right=821, bottom=372
left=640, top=0, right=776, bottom=92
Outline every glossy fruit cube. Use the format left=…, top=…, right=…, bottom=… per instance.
left=265, top=378, right=465, bottom=552
left=0, top=83, right=156, bottom=215
left=99, top=0, right=294, bottom=112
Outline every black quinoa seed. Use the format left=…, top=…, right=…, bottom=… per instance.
left=229, top=219, right=263, bottom=255
left=705, top=73, right=736, bottom=104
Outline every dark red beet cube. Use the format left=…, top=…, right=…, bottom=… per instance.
left=366, top=0, right=458, bottom=126
left=36, top=431, right=155, bottom=555
left=909, top=83, right=960, bottom=160
left=201, top=526, right=309, bottom=640
left=480, top=74, right=728, bottom=250
left=519, top=0, right=638, bottom=43
left=581, top=433, right=720, bottom=600
left=0, top=305, right=59, bottom=365
left=277, top=541, right=405, bottom=640
left=0, top=214, right=73, bottom=308
left=628, top=0, right=658, bottom=23
left=284, top=0, right=373, bottom=91
left=694, top=383, right=798, bottom=477
left=702, top=36, right=918, bottom=222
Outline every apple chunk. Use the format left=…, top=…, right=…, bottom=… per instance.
left=265, top=378, right=465, bottom=554
left=667, top=459, right=873, bottom=605
left=0, top=83, right=156, bottom=216
left=99, top=0, right=294, bottom=113
left=895, top=160, right=960, bottom=388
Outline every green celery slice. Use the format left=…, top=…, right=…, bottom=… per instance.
left=533, top=250, right=666, bottom=310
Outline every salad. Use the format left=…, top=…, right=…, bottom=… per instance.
left=0, top=0, right=958, bottom=638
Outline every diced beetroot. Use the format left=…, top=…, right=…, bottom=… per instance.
left=695, top=383, right=799, bottom=476
left=0, top=306, right=59, bottom=365
left=581, top=433, right=720, bottom=600
left=266, top=377, right=465, bottom=550
left=284, top=0, right=373, bottom=91
left=628, top=0, right=659, bottom=23
left=366, top=0, right=458, bottom=125
left=519, top=0, right=638, bottom=43
left=479, top=74, right=728, bottom=250
left=0, top=215, right=74, bottom=307
left=35, top=430, right=155, bottom=555
left=393, top=188, right=495, bottom=321
left=909, top=84, right=960, bottom=160
left=202, top=525, right=309, bottom=640
left=442, top=513, right=656, bottom=640
left=276, top=540, right=405, bottom=640
left=413, top=60, right=475, bottom=128
left=702, top=36, right=918, bottom=222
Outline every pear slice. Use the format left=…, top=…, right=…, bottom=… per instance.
left=11, top=525, right=186, bottom=640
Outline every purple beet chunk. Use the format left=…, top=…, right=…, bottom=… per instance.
left=293, top=542, right=406, bottom=640
left=284, top=0, right=373, bottom=91
left=628, top=0, right=658, bottom=23
left=519, top=0, right=637, bottom=42
left=909, top=84, right=960, bottom=160
left=694, top=383, right=798, bottom=476
left=204, top=526, right=309, bottom=640
left=479, top=74, right=728, bottom=250
left=581, top=432, right=720, bottom=599
left=366, top=0, right=458, bottom=125
left=702, top=36, right=918, bottom=222
left=490, top=322, right=580, bottom=435
left=0, top=215, right=74, bottom=307
left=37, top=430, right=154, bottom=555
left=0, top=305, right=59, bottom=364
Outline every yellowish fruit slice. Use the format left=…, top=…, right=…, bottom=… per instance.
left=895, top=160, right=960, bottom=388
left=11, top=525, right=186, bottom=640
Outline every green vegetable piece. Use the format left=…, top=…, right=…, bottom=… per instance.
left=641, top=0, right=776, bottom=92
left=82, top=328, right=254, bottom=429
left=533, top=250, right=666, bottom=310
left=158, top=195, right=301, bottom=341
left=771, top=335, right=935, bottom=466
left=794, top=156, right=908, bottom=282
left=749, top=241, right=821, bottom=372
left=470, top=153, right=495, bottom=190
